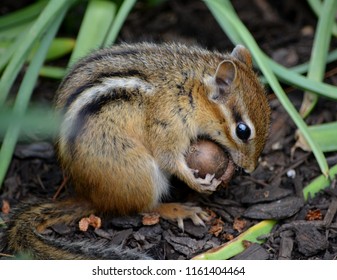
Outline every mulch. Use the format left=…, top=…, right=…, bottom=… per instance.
left=1, top=0, right=337, bottom=260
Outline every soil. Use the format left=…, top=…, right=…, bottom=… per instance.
left=1, top=0, right=337, bottom=260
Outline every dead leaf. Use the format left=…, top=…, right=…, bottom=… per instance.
left=242, top=240, right=252, bottom=249
left=233, top=217, right=247, bottom=233
left=206, top=209, right=217, bottom=220
left=293, top=130, right=311, bottom=154
left=223, top=233, right=234, bottom=241
left=208, top=218, right=224, bottom=237
left=305, top=209, right=323, bottom=221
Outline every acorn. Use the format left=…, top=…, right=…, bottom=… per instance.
left=185, top=139, right=229, bottom=179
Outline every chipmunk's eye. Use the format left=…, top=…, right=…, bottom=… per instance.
left=236, top=122, right=251, bottom=141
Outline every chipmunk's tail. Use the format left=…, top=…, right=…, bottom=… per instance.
left=2, top=199, right=150, bottom=260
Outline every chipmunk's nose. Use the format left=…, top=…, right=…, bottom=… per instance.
left=242, top=161, right=257, bottom=174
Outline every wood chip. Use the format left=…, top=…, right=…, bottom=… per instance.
left=51, top=223, right=72, bottom=235
left=294, top=224, right=328, bottom=256
left=278, top=230, right=294, bottom=260
left=239, top=185, right=293, bottom=204
left=323, top=197, right=337, bottom=226
left=232, top=243, right=269, bottom=260
left=163, top=230, right=206, bottom=257
left=243, top=196, right=304, bottom=220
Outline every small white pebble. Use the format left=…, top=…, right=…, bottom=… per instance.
left=287, top=169, right=296, bottom=179
left=272, top=142, right=282, bottom=150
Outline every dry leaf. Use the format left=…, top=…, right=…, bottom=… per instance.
left=208, top=218, right=224, bottom=237
left=205, top=209, right=217, bottom=220
left=233, top=217, right=247, bottom=233
left=223, top=233, right=234, bottom=241
left=305, top=209, right=323, bottom=221
left=242, top=240, right=252, bottom=248
left=292, top=130, right=311, bottom=154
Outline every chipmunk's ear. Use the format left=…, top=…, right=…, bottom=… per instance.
left=210, top=60, right=237, bottom=101
left=215, top=60, right=237, bottom=88
left=231, top=45, right=252, bottom=68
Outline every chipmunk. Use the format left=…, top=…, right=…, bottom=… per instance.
left=4, top=42, right=270, bottom=259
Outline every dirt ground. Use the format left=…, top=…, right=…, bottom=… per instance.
left=1, top=0, right=337, bottom=260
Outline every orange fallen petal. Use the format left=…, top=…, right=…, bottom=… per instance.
left=2, top=199, right=10, bottom=214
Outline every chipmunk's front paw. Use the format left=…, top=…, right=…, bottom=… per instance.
left=194, top=172, right=222, bottom=192
left=154, top=203, right=211, bottom=231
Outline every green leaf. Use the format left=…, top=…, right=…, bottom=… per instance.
left=39, top=66, right=66, bottom=79
left=192, top=220, right=277, bottom=260
left=0, top=2, right=70, bottom=187
left=307, top=0, right=337, bottom=37
left=0, top=1, right=47, bottom=30
left=43, top=38, right=76, bottom=61
left=296, top=122, right=337, bottom=153
left=299, top=0, right=337, bottom=117
left=69, top=0, right=117, bottom=65
left=103, top=0, right=137, bottom=46
left=0, top=0, right=78, bottom=106
left=303, top=164, right=337, bottom=200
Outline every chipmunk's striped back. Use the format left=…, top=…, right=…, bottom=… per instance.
left=55, top=43, right=229, bottom=159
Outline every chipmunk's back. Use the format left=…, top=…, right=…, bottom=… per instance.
left=55, top=43, right=228, bottom=108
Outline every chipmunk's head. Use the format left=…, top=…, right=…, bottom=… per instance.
left=208, top=45, right=270, bottom=173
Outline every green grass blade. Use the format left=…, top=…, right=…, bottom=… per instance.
left=307, top=0, right=337, bottom=37
left=308, top=122, right=337, bottom=152
left=267, top=58, right=337, bottom=100
left=0, top=1, right=47, bottom=30
left=1, top=37, right=74, bottom=74
left=68, top=0, right=117, bottom=65
left=0, top=7, right=67, bottom=187
left=0, top=30, right=28, bottom=72
left=260, top=49, right=337, bottom=84
left=103, top=0, right=137, bottom=46
left=0, top=0, right=77, bottom=106
left=206, top=0, right=329, bottom=176
left=303, top=164, right=337, bottom=200
left=300, top=0, right=337, bottom=117
left=39, top=66, right=66, bottom=79
left=0, top=22, right=33, bottom=40
left=282, top=49, right=337, bottom=75
left=192, top=220, right=277, bottom=260
left=41, top=38, right=76, bottom=61
left=297, top=122, right=337, bottom=153
left=0, top=106, right=60, bottom=140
